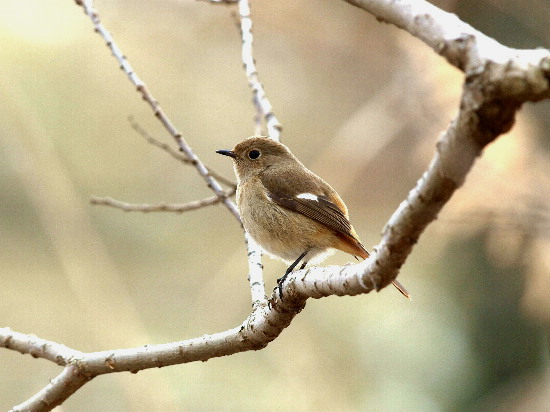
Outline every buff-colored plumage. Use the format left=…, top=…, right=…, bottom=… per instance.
left=217, top=137, right=409, bottom=299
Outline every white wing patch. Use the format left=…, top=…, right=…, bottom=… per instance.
left=296, top=193, right=319, bottom=201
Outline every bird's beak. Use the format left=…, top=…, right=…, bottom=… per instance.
left=216, top=149, right=237, bottom=159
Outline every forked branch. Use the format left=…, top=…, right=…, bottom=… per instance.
left=73, top=0, right=240, bottom=221
left=2, top=0, right=548, bottom=410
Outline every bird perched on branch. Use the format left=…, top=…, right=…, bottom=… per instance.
left=217, top=137, right=410, bottom=300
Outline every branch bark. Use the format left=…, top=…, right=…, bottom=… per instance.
left=345, top=0, right=550, bottom=84
left=89, top=193, right=235, bottom=213
left=238, top=0, right=283, bottom=140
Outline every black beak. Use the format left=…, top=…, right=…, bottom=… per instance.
left=216, top=149, right=237, bottom=159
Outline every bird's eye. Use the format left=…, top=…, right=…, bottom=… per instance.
left=248, top=150, right=261, bottom=159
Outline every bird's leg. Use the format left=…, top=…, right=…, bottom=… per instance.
left=277, top=250, right=309, bottom=300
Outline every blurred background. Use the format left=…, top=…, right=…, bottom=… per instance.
left=0, top=0, right=548, bottom=410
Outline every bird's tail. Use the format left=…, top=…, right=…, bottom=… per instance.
left=354, top=241, right=412, bottom=300
left=391, top=279, right=412, bottom=301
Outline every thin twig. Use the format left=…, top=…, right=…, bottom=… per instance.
left=128, top=117, right=236, bottom=188
left=0, top=327, right=83, bottom=365
left=237, top=0, right=282, bottom=140
left=75, top=0, right=240, bottom=222
left=90, top=191, right=235, bottom=213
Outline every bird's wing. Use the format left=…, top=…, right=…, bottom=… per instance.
left=259, top=168, right=356, bottom=240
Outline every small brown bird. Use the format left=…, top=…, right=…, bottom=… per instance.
left=217, top=137, right=410, bottom=300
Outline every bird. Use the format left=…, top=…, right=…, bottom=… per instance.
left=217, top=136, right=410, bottom=300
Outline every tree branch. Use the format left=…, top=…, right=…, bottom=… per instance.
left=128, top=117, right=237, bottom=188
left=235, top=0, right=271, bottom=302
left=0, top=328, right=83, bottom=365
left=74, top=0, right=240, bottom=221
left=3, top=0, right=549, bottom=410
left=344, top=0, right=550, bottom=85
left=238, top=0, right=282, bottom=140
left=89, top=192, right=235, bottom=213
left=10, top=366, right=90, bottom=412
left=245, top=233, right=266, bottom=303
